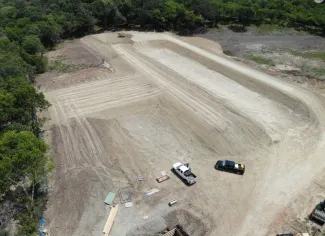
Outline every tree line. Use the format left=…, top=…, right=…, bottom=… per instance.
left=0, top=36, right=51, bottom=236
left=0, top=0, right=325, bottom=235
left=1, top=0, right=325, bottom=43
left=1, top=1, right=52, bottom=235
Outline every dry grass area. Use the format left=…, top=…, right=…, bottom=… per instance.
left=38, top=31, right=325, bottom=236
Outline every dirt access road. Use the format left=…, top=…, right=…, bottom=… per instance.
left=43, top=31, right=325, bottom=236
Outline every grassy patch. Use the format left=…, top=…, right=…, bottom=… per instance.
left=291, top=51, right=325, bottom=62
left=207, top=28, right=221, bottom=33
left=252, top=24, right=308, bottom=35
left=302, top=66, right=325, bottom=77
left=308, top=52, right=325, bottom=62
left=54, top=43, right=65, bottom=50
left=228, top=23, right=246, bottom=32
left=258, top=24, right=283, bottom=34
left=94, top=25, right=103, bottom=32
left=54, top=39, right=77, bottom=50
left=247, top=55, right=275, bottom=66
left=217, top=27, right=223, bottom=33
left=48, top=55, right=86, bottom=73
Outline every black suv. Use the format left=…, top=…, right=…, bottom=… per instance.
left=215, top=160, right=245, bottom=175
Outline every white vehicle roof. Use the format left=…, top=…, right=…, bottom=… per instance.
left=173, top=162, right=189, bottom=172
left=173, top=162, right=182, bottom=169
left=179, top=165, right=189, bottom=172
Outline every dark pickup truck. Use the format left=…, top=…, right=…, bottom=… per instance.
left=215, top=160, right=245, bottom=175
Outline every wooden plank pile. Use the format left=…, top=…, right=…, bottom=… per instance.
left=144, top=188, right=160, bottom=198
left=103, top=205, right=119, bottom=236
left=157, top=175, right=170, bottom=183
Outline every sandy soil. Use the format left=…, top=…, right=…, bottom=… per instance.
left=41, top=31, right=325, bottom=236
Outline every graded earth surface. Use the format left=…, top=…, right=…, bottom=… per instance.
left=40, top=32, right=325, bottom=236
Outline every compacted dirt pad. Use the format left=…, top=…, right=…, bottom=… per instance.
left=43, top=32, right=325, bottom=236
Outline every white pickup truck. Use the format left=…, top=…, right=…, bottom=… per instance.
left=172, top=162, right=196, bottom=185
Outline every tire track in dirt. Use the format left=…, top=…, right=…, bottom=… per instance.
left=66, top=101, right=100, bottom=160
left=138, top=45, right=270, bottom=150
left=163, top=34, right=324, bottom=130
left=46, top=72, right=163, bottom=174
left=54, top=74, right=161, bottom=117
left=63, top=85, right=158, bottom=117
left=73, top=102, right=106, bottom=156
left=112, top=44, right=252, bottom=135
left=50, top=100, right=74, bottom=166
left=49, top=97, right=84, bottom=165
left=54, top=74, right=138, bottom=95
left=139, top=47, right=300, bottom=136
left=56, top=101, right=83, bottom=163
left=113, top=43, right=270, bottom=158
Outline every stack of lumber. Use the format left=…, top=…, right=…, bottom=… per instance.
left=157, top=175, right=170, bottom=183
left=103, top=204, right=119, bottom=236
left=144, top=188, right=160, bottom=198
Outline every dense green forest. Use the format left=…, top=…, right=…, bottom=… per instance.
left=0, top=0, right=325, bottom=235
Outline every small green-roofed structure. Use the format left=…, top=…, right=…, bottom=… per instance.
left=104, top=192, right=115, bottom=205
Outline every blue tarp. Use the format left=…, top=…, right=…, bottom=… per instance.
left=39, top=170, right=47, bottom=236
left=39, top=217, right=45, bottom=236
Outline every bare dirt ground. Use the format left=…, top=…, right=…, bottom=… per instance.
left=200, top=27, right=325, bottom=58
left=40, top=31, right=325, bottom=236
left=200, top=27, right=325, bottom=87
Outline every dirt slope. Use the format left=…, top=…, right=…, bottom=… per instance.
left=43, top=31, right=325, bottom=236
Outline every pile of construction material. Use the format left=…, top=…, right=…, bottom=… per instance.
left=103, top=205, right=119, bottom=236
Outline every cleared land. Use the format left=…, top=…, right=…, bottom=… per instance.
left=41, top=32, right=325, bottom=236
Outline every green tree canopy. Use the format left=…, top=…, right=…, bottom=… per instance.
left=0, top=52, right=31, bottom=80
left=0, top=131, right=48, bottom=195
left=0, top=6, right=16, bottom=19
left=0, top=77, right=50, bottom=129
left=22, top=35, right=42, bottom=54
left=0, top=90, right=14, bottom=126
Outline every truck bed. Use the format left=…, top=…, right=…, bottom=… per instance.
left=185, top=172, right=196, bottom=179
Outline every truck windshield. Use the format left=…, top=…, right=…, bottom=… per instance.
left=184, top=170, right=192, bottom=176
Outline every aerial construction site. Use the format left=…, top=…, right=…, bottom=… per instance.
left=39, top=31, right=325, bottom=236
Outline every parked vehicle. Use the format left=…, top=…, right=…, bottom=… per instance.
left=215, top=160, right=245, bottom=175
left=310, top=199, right=325, bottom=224
left=172, top=162, right=196, bottom=185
